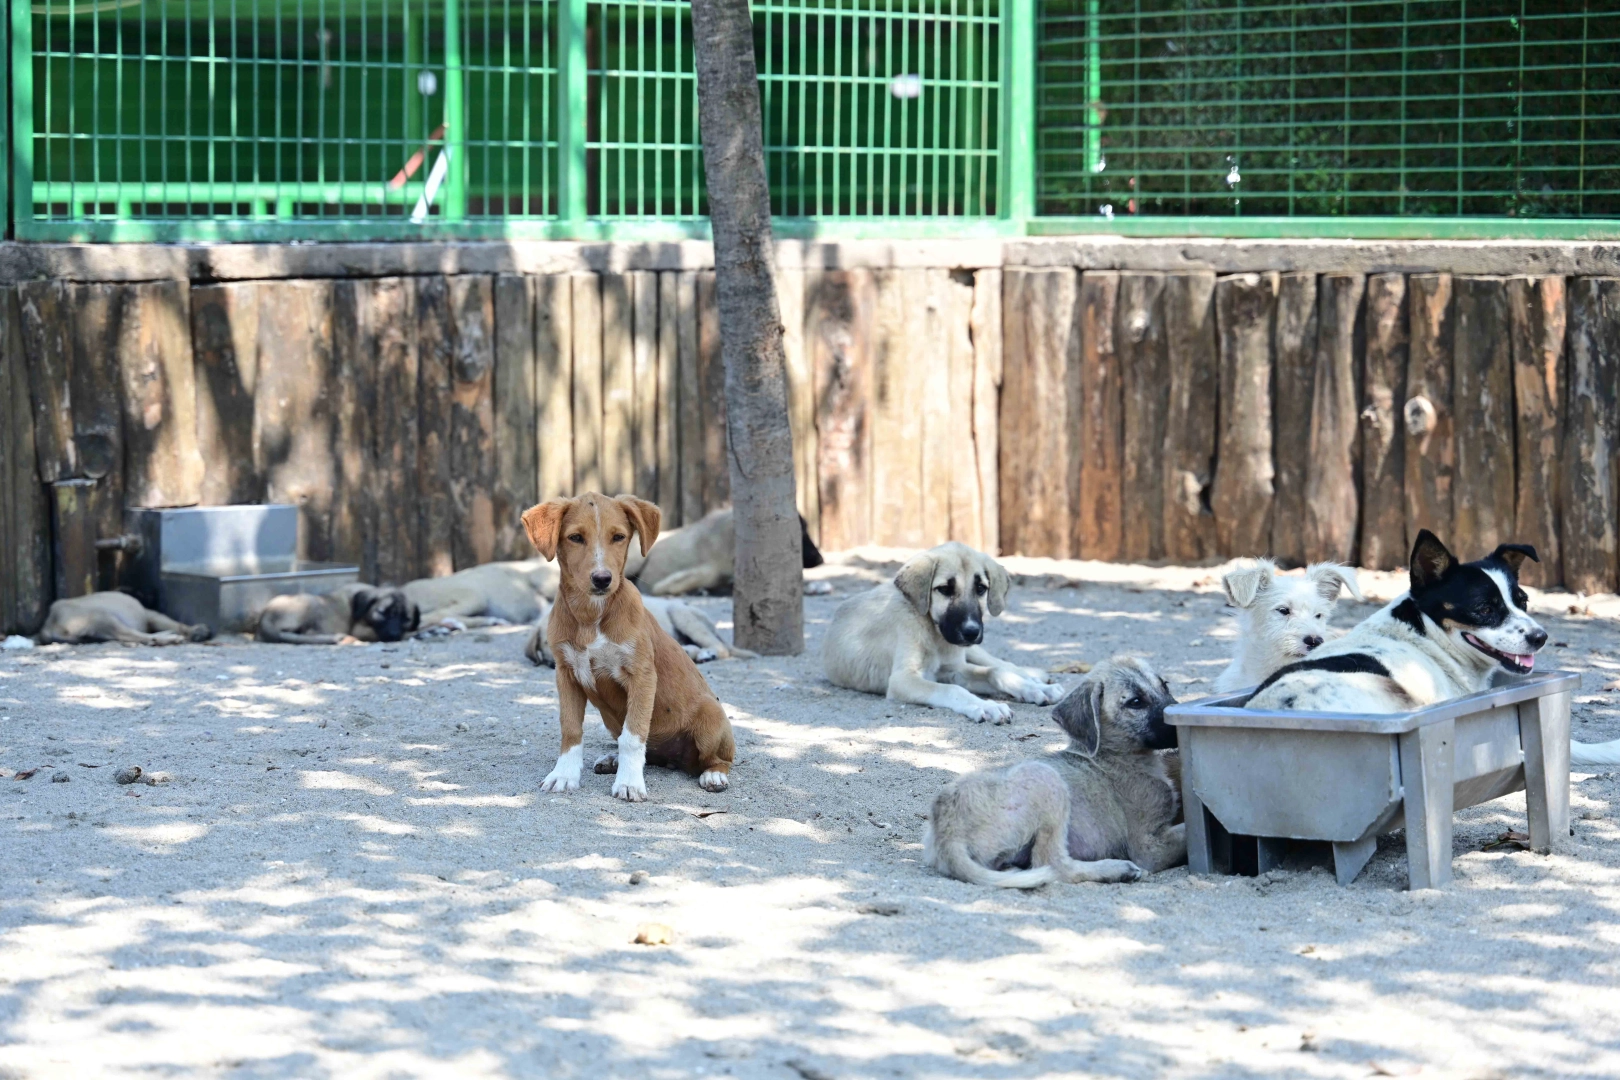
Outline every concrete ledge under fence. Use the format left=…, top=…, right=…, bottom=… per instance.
left=3, top=241, right=1620, bottom=634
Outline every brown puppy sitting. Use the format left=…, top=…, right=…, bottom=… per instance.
left=521, top=493, right=735, bottom=801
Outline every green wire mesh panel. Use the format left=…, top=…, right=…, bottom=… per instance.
left=587, top=0, right=1000, bottom=220
left=1038, top=1, right=1620, bottom=219
left=24, top=0, right=558, bottom=229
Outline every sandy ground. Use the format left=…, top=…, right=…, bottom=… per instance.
left=2, top=552, right=1620, bottom=1080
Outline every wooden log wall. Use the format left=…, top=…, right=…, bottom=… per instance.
left=3, top=264, right=1620, bottom=635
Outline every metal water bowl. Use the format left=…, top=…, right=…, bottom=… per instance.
left=1166, top=671, right=1576, bottom=889
left=125, top=505, right=357, bottom=633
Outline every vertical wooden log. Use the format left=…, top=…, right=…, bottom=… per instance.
left=330, top=281, right=374, bottom=578
left=68, top=284, right=127, bottom=553
left=1076, top=271, right=1122, bottom=561
left=571, top=273, right=604, bottom=493
left=970, top=269, right=1002, bottom=555
left=630, top=270, right=660, bottom=502
left=1304, top=273, right=1365, bottom=566
left=1118, top=272, right=1169, bottom=562
left=51, top=479, right=97, bottom=599
left=0, top=289, right=50, bottom=634
left=676, top=270, right=704, bottom=525
left=191, top=283, right=262, bottom=505
left=874, top=269, right=924, bottom=548
left=1359, top=273, right=1408, bottom=571
left=372, top=278, right=419, bottom=585
left=1163, top=272, right=1219, bottom=563
left=1563, top=277, right=1619, bottom=595
left=535, top=273, right=574, bottom=504
left=449, top=275, right=497, bottom=569
left=808, top=268, right=872, bottom=551
left=254, top=280, right=336, bottom=562
left=1404, top=273, right=1456, bottom=556
left=1000, top=267, right=1078, bottom=558
left=942, top=270, right=981, bottom=548
left=1452, top=277, right=1516, bottom=561
left=696, top=270, right=729, bottom=512
left=778, top=264, right=818, bottom=539
left=655, top=272, right=681, bottom=521
left=16, top=282, right=76, bottom=482
left=914, top=270, right=953, bottom=547
left=493, top=274, right=537, bottom=559
left=1510, top=276, right=1566, bottom=589
left=416, top=276, right=455, bottom=578
left=600, top=272, right=635, bottom=496
left=1212, top=272, right=1277, bottom=558
left=118, top=281, right=204, bottom=508
left=1270, top=273, right=1318, bottom=566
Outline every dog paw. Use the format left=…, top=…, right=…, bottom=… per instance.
left=487, top=617, right=512, bottom=627
left=440, top=618, right=468, bottom=633
left=151, top=632, right=186, bottom=646
left=593, top=752, right=619, bottom=774
left=611, top=777, right=648, bottom=802
left=692, top=648, right=718, bottom=664
left=964, top=699, right=1014, bottom=725
left=1020, top=680, right=1066, bottom=706
left=1099, top=860, right=1145, bottom=883
left=539, top=771, right=580, bottom=793
left=698, top=770, right=730, bottom=792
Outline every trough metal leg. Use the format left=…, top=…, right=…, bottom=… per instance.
left=1520, top=691, right=1572, bottom=854
left=1332, top=833, right=1378, bottom=886
left=1256, top=837, right=1287, bottom=874
left=1399, top=719, right=1455, bottom=890
left=1184, top=786, right=1216, bottom=874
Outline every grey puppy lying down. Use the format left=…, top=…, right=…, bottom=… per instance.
left=924, top=657, right=1185, bottom=888
left=524, top=592, right=757, bottom=666
left=38, top=592, right=212, bottom=646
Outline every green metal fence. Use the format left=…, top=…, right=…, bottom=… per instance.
left=9, top=0, right=1620, bottom=240
left=1037, top=0, right=1620, bottom=238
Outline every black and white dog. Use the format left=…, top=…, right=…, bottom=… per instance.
left=1245, top=531, right=1547, bottom=713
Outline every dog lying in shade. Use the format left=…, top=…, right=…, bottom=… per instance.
left=923, top=657, right=1183, bottom=888
left=623, top=506, right=824, bottom=595
left=38, top=592, right=212, bottom=646
left=524, top=594, right=756, bottom=666
left=404, top=560, right=557, bottom=632
left=257, top=584, right=419, bottom=645
left=1214, top=560, right=1362, bottom=692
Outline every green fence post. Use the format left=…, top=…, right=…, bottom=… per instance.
left=1086, top=0, right=1101, bottom=175
left=443, top=0, right=468, bottom=219
left=559, top=0, right=588, bottom=233
left=1001, top=0, right=1035, bottom=226
left=8, top=0, right=29, bottom=238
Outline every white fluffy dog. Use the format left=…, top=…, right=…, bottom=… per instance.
left=1214, top=560, right=1363, bottom=692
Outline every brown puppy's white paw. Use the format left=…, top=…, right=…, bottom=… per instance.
left=698, top=770, right=729, bottom=792
left=593, top=752, right=618, bottom=774
left=611, top=776, right=648, bottom=802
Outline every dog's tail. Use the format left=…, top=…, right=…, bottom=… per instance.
left=922, top=822, right=1058, bottom=890
left=1572, top=739, right=1620, bottom=767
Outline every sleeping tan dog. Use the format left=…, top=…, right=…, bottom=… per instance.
left=403, top=560, right=557, bottom=631
left=38, top=592, right=211, bottom=646
left=522, top=493, right=736, bottom=801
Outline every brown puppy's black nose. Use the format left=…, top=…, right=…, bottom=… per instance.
left=590, top=570, right=613, bottom=591
left=1527, top=628, right=1548, bottom=650
left=1303, top=635, right=1324, bottom=649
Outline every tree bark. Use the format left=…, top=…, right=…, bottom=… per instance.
left=1358, top=273, right=1407, bottom=571
left=1270, top=272, right=1317, bottom=566
left=692, top=0, right=803, bottom=654
left=1304, top=273, right=1365, bottom=565
left=1509, top=276, right=1565, bottom=589
left=1212, top=272, right=1277, bottom=559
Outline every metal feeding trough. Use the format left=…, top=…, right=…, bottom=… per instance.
left=1165, top=671, right=1576, bottom=889
left=125, top=506, right=358, bottom=633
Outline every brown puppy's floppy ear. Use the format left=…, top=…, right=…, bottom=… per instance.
left=614, top=495, right=663, bottom=557
left=982, top=555, right=1011, bottom=617
left=894, top=554, right=937, bottom=617
left=1053, top=678, right=1103, bottom=759
left=1409, top=529, right=1458, bottom=591
left=1489, top=543, right=1539, bottom=575
left=521, top=499, right=571, bottom=561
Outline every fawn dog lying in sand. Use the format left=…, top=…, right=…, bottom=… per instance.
left=523, top=493, right=735, bottom=801
left=257, top=585, right=420, bottom=645
left=39, top=592, right=212, bottom=646
left=924, top=657, right=1184, bottom=888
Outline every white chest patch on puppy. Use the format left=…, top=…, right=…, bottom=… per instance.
left=559, top=633, right=636, bottom=688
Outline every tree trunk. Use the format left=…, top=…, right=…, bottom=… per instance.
left=691, top=0, right=803, bottom=654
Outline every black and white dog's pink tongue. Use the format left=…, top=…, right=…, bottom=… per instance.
left=1517, top=654, right=1536, bottom=671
